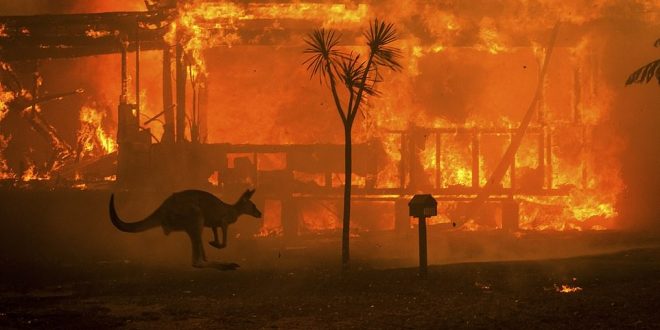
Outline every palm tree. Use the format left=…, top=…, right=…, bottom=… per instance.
left=625, top=38, right=659, bottom=86
left=303, top=19, right=401, bottom=267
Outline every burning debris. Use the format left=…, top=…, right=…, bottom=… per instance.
left=77, top=104, right=117, bottom=158
left=554, top=284, right=583, bottom=293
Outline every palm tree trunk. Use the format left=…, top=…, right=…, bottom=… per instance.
left=342, top=124, right=352, bottom=267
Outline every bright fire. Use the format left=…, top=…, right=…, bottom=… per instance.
left=78, top=105, right=117, bottom=157
left=1, top=0, right=656, bottom=235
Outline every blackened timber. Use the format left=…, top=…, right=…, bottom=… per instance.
left=538, top=127, right=545, bottom=188
left=199, top=84, right=208, bottom=143
left=135, top=20, right=141, bottom=123
left=175, top=43, right=186, bottom=143
left=400, top=133, right=408, bottom=189
left=459, top=23, right=561, bottom=224
left=162, top=46, right=174, bottom=143
left=509, top=133, right=516, bottom=196
left=435, top=133, right=442, bottom=189
left=0, top=11, right=169, bottom=61
left=472, top=130, right=480, bottom=188
left=546, top=129, right=553, bottom=189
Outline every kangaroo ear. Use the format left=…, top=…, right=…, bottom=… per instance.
left=242, top=189, right=255, bottom=200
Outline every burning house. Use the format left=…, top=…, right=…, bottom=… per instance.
left=0, top=0, right=658, bottom=241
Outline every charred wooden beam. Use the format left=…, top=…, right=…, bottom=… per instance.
left=175, top=43, right=186, bottom=143
left=162, top=46, right=174, bottom=143
left=0, top=8, right=582, bottom=63
left=0, top=11, right=170, bottom=61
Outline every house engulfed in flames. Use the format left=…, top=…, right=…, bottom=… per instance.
left=0, top=0, right=657, bottom=238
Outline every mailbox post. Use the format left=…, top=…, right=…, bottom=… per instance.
left=409, top=194, right=437, bottom=277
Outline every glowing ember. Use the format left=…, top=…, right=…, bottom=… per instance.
left=256, top=200, right=283, bottom=237
left=555, top=284, right=583, bottom=293
left=21, top=165, right=36, bottom=182
left=84, top=29, right=112, bottom=39
left=72, top=183, right=88, bottom=190
left=208, top=171, right=219, bottom=186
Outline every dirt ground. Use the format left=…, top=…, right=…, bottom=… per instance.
left=0, top=192, right=658, bottom=328
left=1, top=245, right=659, bottom=329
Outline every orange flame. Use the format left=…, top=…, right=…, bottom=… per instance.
left=78, top=105, right=117, bottom=157
left=0, top=134, right=13, bottom=180
left=20, top=162, right=49, bottom=182
left=555, top=284, right=582, bottom=293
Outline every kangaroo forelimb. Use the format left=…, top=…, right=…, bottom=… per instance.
left=209, top=226, right=226, bottom=249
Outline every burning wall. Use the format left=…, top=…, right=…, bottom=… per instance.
left=0, top=0, right=658, bottom=232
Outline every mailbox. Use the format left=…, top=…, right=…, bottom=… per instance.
left=408, top=194, right=437, bottom=218
left=408, top=194, right=437, bottom=278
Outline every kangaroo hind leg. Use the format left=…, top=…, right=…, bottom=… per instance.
left=186, top=207, right=207, bottom=267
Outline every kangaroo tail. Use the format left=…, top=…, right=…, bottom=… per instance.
left=109, top=194, right=161, bottom=233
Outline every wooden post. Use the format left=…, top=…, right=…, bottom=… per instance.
left=199, top=83, right=208, bottom=143
left=546, top=128, right=552, bottom=189
left=175, top=43, right=186, bottom=143
left=510, top=133, right=516, bottom=197
left=135, top=20, right=140, bottom=123
left=120, top=42, right=127, bottom=104
left=162, top=46, right=174, bottom=143
left=538, top=129, right=545, bottom=188
left=399, top=132, right=407, bottom=190
left=471, top=130, right=480, bottom=189
left=435, top=132, right=442, bottom=190
left=418, top=216, right=427, bottom=277
left=118, top=43, right=128, bottom=143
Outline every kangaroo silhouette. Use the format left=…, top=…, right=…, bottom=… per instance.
left=109, top=189, right=262, bottom=268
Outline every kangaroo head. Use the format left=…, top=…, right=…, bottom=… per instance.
left=237, top=189, right=262, bottom=218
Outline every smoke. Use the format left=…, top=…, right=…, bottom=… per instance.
left=0, top=0, right=146, bottom=15
left=0, top=0, right=658, bottom=249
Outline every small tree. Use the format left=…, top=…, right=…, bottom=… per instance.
left=625, top=38, right=659, bottom=86
left=303, top=19, right=401, bottom=267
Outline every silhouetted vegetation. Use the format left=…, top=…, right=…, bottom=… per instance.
left=625, top=38, right=659, bottom=86
left=303, top=19, right=401, bottom=267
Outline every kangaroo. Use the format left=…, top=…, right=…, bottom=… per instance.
left=109, top=189, right=262, bottom=268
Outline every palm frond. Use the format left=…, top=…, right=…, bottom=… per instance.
left=303, top=29, right=344, bottom=83
left=338, top=53, right=378, bottom=96
left=625, top=59, right=660, bottom=85
left=364, top=19, right=402, bottom=71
